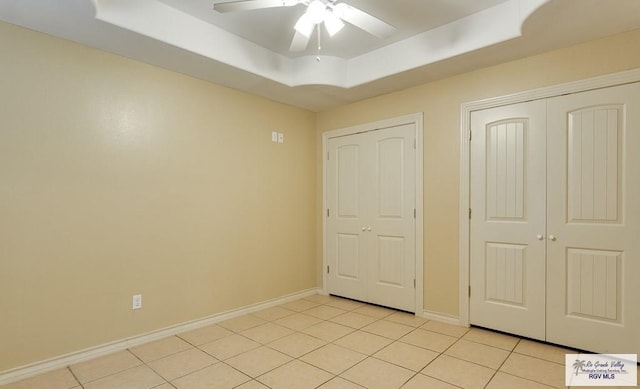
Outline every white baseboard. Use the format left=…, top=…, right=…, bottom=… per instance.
left=420, top=309, right=465, bottom=326
left=0, top=287, right=321, bottom=385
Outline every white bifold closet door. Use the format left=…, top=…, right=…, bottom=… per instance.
left=470, top=82, right=640, bottom=354
left=545, top=84, right=640, bottom=354
left=326, top=124, right=416, bottom=312
left=469, top=100, right=548, bottom=340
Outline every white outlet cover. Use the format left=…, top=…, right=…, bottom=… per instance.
left=271, top=131, right=278, bottom=142
left=278, top=133, right=284, bottom=143
left=132, top=294, right=142, bottom=310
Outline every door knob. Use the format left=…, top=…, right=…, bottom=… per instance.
left=548, top=235, right=557, bottom=241
left=367, top=227, right=372, bottom=232
left=536, top=234, right=544, bottom=240
left=361, top=227, right=366, bottom=231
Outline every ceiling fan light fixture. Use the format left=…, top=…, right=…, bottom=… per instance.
left=306, top=0, right=327, bottom=24
left=324, top=11, right=344, bottom=36
left=214, top=0, right=397, bottom=53
left=294, top=12, right=314, bottom=37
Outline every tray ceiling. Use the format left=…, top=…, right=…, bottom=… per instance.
left=1, top=0, right=639, bottom=111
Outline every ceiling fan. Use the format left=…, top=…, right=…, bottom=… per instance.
left=213, top=0, right=396, bottom=52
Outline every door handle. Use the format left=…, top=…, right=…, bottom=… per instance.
left=536, top=234, right=544, bottom=240
left=548, top=234, right=557, bottom=241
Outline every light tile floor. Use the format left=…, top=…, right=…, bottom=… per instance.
left=2, top=294, right=631, bottom=389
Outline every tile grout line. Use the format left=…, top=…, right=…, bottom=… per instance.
left=299, top=301, right=443, bottom=388
left=323, top=308, right=412, bottom=386
left=128, top=353, right=169, bottom=388
left=480, top=337, right=521, bottom=389
left=247, top=299, right=392, bottom=388
left=68, top=350, right=151, bottom=388
left=65, top=366, right=84, bottom=389
left=416, top=326, right=471, bottom=386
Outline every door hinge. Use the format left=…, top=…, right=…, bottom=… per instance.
left=413, top=139, right=416, bottom=149
left=327, top=208, right=330, bottom=217
left=327, top=265, right=330, bottom=274
left=468, top=285, right=471, bottom=298
left=413, top=278, right=416, bottom=289
left=469, top=131, right=472, bottom=141
left=468, top=208, right=472, bottom=219
left=413, top=208, right=416, bottom=219
left=327, top=152, right=329, bottom=160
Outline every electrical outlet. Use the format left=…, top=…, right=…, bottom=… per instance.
left=278, top=132, right=284, bottom=143
left=271, top=131, right=278, bottom=142
left=132, top=294, right=142, bottom=310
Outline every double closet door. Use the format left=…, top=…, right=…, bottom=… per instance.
left=470, top=82, right=640, bottom=354
left=326, top=124, right=416, bottom=312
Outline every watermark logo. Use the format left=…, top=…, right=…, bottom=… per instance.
left=565, top=354, right=637, bottom=386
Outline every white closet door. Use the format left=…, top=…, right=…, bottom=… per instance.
left=326, top=135, right=368, bottom=301
left=469, top=100, right=547, bottom=340
left=367, top=124, right=416, bottom=312
left=327, top=124, right=416, bottom=312
left=546, top=83, right=640, bottom=354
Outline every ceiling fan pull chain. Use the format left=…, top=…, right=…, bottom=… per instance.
left=316, top=24, right=321, bottom=62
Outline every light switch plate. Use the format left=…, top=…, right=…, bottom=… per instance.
left=132, top=294, right=142, bottom=310
left=271, top=131, right=278, bottom=142
left=278, top=133, right=284, bottom=143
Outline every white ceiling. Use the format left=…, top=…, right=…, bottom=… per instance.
left=1, top=0, right=640, bottom=112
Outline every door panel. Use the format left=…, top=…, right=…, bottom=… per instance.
left=566, top=248, right=620, bottom=321
left=327, top=124, right=416, bottom=312
left=377, top=235, right=405, bottom=286
left=376, top=137, right=405, bottom=218
left=336, top=145, right=360, bottom=217
left=486, top=120, right=526, bottom=220
left=485, top=243, right=526, bottom=306
left=470, top=100, right=547, bottom=340
left=546, top=83, right=640, bottom=354
left=566, top=105, right=621, bottom=223
left=327, top=138, right=367, bottom=301
left=369, top=125, right=416, bottom=312
left=336, top=233, right=360, bottom=280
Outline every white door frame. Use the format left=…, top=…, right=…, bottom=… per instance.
left=323, top=113, right=424, bottom=314
left=458, top=68, right=640, bottom=326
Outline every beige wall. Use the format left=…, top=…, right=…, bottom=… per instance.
left=0, top=22, right=317, bottom=372
left=316, top=28, right=640, bottom=317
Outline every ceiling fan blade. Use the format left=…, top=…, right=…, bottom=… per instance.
left=289, top=30, right=311, bottom=52
left=334, top=3, right=395, bottom=39
left=214, top=0, right=299, bottom=13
